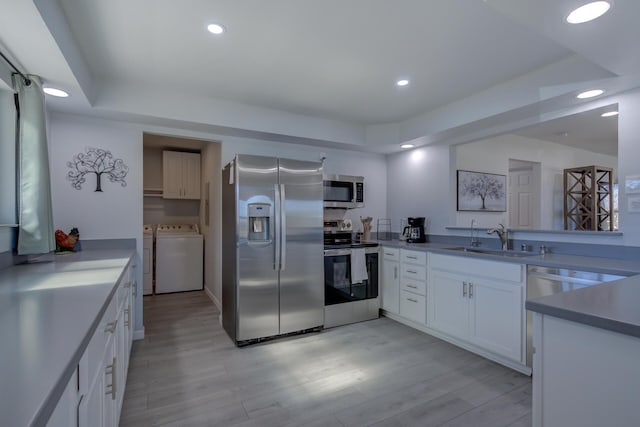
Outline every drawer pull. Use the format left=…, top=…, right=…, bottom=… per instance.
left=407, top=284, right=418, bottom=289
left=104, top=320, right=117, bottom=334
left=407, top=256, right=418, bottom=260
left=384, top=252, right=394, bottom=256
left=105, top=357, right=116, bottom=400
left=407, top=270, right=417, bottom=274
left=407, top=297, right=418, bottom=303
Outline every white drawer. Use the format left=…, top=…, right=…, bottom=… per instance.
left=83, top=295, right=118, bottom=384
left=401, top=278, right=426, bottom=296
left=401, top=249, right=427, bottom=265
left=400, top=290, right=426, bottom=324
left=401, top=264, right=427, bottom=281
left=382, top=247, right=400, bottom=261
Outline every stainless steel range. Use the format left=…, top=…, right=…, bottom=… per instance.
left=323, top=219, right=379, bottom=328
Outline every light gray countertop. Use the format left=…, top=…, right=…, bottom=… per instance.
left=0, top=249, right=134, bottom=427
left=376, top=239, right=640, bottom=337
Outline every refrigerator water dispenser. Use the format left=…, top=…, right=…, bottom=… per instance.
left=248, top=202, right=271, bottom=241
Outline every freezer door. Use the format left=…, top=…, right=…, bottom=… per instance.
left=278, top=158, right=324, bottom=334
left=236, top=155, right=280, bottom=341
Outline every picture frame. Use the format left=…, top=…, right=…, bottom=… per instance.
left=457, top=170, right=507, bottom=212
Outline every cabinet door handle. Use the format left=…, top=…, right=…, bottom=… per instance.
left=133, top=281, right=138, bottom=297
left=394, top=266, right=398, bottom=279
left=407, top=284, right=418, bottom=289
left=105, top=357, right=116, bottom=400
left=407, top=297, right=418, bottom=303
left=469, top=283, right=474, bottom=298
left=104, top=320, right=117, bottom=334
left=124, top=306, right=131, bottom=328
left=462, top=281, right=467, bottom=297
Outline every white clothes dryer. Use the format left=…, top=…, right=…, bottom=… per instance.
left=155, top=224, right=203, bottom=294
left=143, top=224, right=154, bottom=295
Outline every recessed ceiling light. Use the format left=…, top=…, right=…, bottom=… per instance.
left=396, top=79, right=409, bottom=87
left=566, top=1, right=611, bottom=24
left=577, top=89, right=604, bottom=99
left=601, top=111, right=619, bottom=117
left=43, top=87, right=69, bottom=98
left=207, top=23, right=226, bottom=35
left=400, top=143, right=415, bottom=149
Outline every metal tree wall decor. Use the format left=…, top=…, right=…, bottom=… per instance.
left=67, top=147, right=129, bottom=192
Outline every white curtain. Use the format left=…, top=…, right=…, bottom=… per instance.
left=13, top=75, right=55, bottom=255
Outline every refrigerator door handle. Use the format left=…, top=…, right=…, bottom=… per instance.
left=274, top=184, right=281, bottom=271
left=280, top=183, right=286, bottom=271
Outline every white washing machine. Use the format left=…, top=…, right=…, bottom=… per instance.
left=143, top=224, right=154, bottom=295
left=155, top=224, right=204, bottom=294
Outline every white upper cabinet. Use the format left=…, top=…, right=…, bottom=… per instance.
left=162, top=151, right=201, bottom=199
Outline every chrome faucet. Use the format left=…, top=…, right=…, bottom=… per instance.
left=487, top=224, right=508, bottom=251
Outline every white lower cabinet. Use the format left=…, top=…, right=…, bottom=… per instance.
left=399, top=249, right=427, bottom=324
left=381, top=248, right=400, bottom=314
left=399, top=290, right=426, bottom=324
left=76, top=264, right=135, bottom=427
left=46, top=369, right=79, bottom=427
left=428, top=253, right=524, bottom=364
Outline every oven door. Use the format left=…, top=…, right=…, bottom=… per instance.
left=324, top=248, right=378, bottom=305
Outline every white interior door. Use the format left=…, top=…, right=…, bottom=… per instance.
left=509, top=160, right=540, bottom=229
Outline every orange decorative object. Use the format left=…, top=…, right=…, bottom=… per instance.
left=55, top=228, right=80, bottom=251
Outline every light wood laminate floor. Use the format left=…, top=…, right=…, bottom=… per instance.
left=121, top=291, right=531, bottom=427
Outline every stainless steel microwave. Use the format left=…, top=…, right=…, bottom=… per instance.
left=323, top=174, right=364, bottom=209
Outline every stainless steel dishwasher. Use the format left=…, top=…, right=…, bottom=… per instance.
left=526, top=265, right=627, bottom=367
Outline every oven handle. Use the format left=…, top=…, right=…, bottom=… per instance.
left=323, top=248, right=378, bottom=256
left=324, top=248, right=352, bottom=256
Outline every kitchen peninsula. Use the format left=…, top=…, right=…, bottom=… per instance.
left=0, top=248, right=136, bottom=427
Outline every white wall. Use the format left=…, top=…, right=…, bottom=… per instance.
left=200, top=141, right=222, bottom=308
left=455, top=134, right=617, bottom=230
left=47, top=112, right=387, bottom=314
left=48, top=113, right=144, bottom=332
left=386, top=144, right=452, bottom=235
left=387, top=91, right=640, bottom=248
left=617, top=89, right=640, bottom=246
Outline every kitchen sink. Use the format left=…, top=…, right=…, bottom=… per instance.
left=448, top=247, right=538, bottom=258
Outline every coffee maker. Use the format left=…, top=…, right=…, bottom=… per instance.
left=403, top=217, right=426, bottom=243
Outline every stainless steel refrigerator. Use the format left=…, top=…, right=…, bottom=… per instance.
left=222, top=154, right=324, bottom=345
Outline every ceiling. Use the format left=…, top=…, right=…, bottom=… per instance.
left=0, top=0, right=639, bottom=152
left=514, top=104, right=618, bottom=156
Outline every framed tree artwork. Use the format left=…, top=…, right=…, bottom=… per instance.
left=457, top=170, right=506, bottom=212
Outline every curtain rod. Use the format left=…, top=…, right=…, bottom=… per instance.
left=0, top=50, right=31, bottom=86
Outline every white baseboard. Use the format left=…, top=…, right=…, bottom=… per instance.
left=204, top=286, right=221, bottom=310
left=133, top=327, right=145, bottom=341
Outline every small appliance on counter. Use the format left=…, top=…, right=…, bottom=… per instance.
left=402, top=217, right=427, bottom=243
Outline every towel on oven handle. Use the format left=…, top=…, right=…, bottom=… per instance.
left=350, top=248, right=368, bottom=284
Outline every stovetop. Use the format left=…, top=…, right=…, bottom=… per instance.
left=324, top=242, right=379, bottom=250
